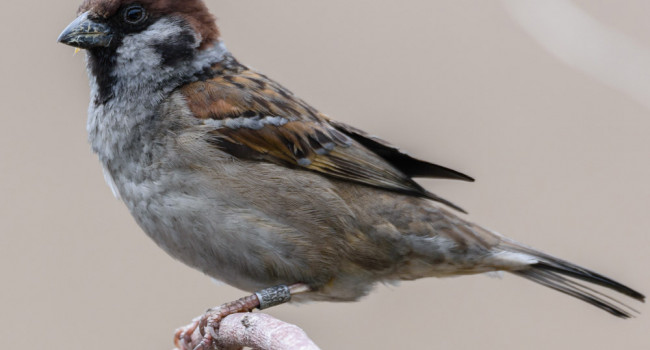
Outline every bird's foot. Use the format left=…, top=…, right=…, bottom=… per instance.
left=174, top=284, right=309, bottom=350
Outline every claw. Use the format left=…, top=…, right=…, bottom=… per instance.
left=173, top=284, right=310, bottom=349
left=193, top=332, right=213, bottom=350
left=174, top=317, right=201, bottom=350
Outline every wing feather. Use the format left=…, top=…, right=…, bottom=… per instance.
left=180, top=62, right=469, bottom=212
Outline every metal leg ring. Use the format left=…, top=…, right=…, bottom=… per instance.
left=255, top=285, right=292, bottom=310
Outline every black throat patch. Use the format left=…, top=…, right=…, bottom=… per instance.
left=88, top=47, right=118, bottom=106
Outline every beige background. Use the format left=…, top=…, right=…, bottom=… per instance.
left=1, top=0, right=648, bottom=349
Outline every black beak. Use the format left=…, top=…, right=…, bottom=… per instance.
left=58, top=12, right=113, bottom=49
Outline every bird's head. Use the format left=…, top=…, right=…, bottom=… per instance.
left=58, top=0, right=219, bottom=51
left=58, top=0, right=223, bottom=105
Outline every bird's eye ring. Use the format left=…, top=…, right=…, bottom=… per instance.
left=124, top=5, right=146, bottom=24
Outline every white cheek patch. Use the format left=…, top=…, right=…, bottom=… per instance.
left=114, top=18, right=195, bottom=79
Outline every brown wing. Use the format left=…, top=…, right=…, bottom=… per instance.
left=180, top=62, right=468, bottom=212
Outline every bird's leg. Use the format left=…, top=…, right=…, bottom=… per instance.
left=174, top=283, right=310, bottom=350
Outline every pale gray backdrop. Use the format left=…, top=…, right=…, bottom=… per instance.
left=1, top=1, right=648, bottom=349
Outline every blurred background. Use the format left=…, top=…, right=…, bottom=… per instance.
left=1, top=0, right=648, bottom=349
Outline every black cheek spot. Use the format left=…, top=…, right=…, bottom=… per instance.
left=153, top=30, right=196, bottom=67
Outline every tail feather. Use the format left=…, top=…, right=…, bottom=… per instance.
left=532, top=261, right=645, bottom=302
left=497, top=240, right=644, bottom=318
left=513, top=266, right=639, bottom=318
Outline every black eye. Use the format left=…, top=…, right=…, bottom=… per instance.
left=124, top=5, right=146, bottom=24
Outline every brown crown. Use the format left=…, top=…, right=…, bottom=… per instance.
left=78, top=0, right=219, bottom=47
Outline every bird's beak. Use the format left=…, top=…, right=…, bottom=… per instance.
left=58, top=12, right=113, bottom=49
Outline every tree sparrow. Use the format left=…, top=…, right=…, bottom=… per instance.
left=58, top=0, right=644, bottom=348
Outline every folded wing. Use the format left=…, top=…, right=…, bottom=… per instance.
left=180, top=62, right=472, bottom=212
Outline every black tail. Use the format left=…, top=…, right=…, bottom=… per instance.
left=513, top=261, right=645, bottom=318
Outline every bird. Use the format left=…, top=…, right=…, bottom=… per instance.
left=58, top=0, right=644, bottom=348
